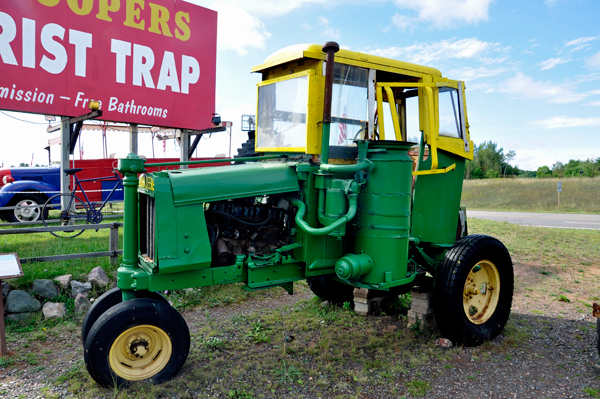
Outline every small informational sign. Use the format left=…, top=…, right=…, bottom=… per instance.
left=557, top=182, right=562, bottom=193
left=0, top=253, right=23, bottom=280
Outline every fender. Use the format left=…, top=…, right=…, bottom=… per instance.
left=0, top=180, right=59, bottom=207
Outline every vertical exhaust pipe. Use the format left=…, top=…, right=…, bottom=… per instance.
left=321, top=41, right=339, bottom=165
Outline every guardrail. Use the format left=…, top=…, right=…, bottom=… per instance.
left=0, top=222, right=123, bottom=266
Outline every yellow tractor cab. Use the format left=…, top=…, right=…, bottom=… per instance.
left=251, top=43, right=474, bottom=174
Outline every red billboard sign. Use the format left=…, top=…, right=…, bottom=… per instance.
left=0, top=0, right=217, bottom=130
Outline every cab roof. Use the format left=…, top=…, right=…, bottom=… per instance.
left=252, top=43, right=442, bottom=78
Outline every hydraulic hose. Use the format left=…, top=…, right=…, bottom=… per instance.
left=319, top=160, right=374, bottom=174
left=290, top=195, right=357, bottom=236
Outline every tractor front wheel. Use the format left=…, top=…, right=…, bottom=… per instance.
left=84, top=298, right=189, bottom=387
left=433, top=234, right=513, bottom=346
left=81, top=288, right=168, bottom=345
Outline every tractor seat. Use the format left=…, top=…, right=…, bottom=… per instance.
left=63, top=168, right=83, bottom=175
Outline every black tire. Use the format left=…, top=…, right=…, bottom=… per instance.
left=233, top=134, right=258, bottom=164
left=307, top=276, right=354, bottom=305
left=42, top=194, right=89, bottom=238
left=84, top=298, right=190, bottom=387
left=433, top=234, right=513, bottom=346
left=4, top=193, right=48, bottom=223
left=81, top=288, right=168, bottom=345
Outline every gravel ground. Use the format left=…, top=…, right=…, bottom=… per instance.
left=1, top=286, right=599, bottom=398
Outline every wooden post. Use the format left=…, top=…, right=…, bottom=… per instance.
left=109, top=223, right=119, bottom=267
left=0, top=279, right=6, bottom=356
left=0, top=253, right=24, bottom=357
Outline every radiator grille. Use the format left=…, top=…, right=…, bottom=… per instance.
left=139, top=194, right=155, bottom=261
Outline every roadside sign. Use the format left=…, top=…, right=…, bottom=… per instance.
left=557, top=182, right=562, bottom=192
left=0, top=0, right=217, bottom=129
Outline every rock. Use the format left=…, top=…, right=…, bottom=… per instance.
left=435, top=338, right=453, bottom=348
left=74, top=293, right=91, bottom=314
left=1, top=281, right=10, bottom=300
left=53, top=275, right=73, bottom=290
left=87, top=266, right=109, bottom=288
left=6, top=290, right=42, bottom=313
left=42, top=302, right=67, bottom=319
left=70, top=281, right=92, bottom=298
left=32, top=279, right=59, bottom=299
left=6, top=312, right=34, bottom=322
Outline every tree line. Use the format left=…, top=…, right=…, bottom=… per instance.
left=464, top=141, right=600, bottom=179
left=535, top=159, right=600, bottom=178
left=464, top=141, right=520, bottom=179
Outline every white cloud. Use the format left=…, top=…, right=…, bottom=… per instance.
left=391, top=13, right=416, bottom=31
left=210, top=2, right=271, bottom=56
left=564, top=36, right=600, bottom=52
left=393, top=0, right=493, bottom=29
left=318, top=16, right=340, bottom=39
left=576, top=73, right=600, bottom=83
left=538, top=57, right=570, bottom=70
left=468, top=82, right=495, bottom=92
left=532, top=116, right=600, bottom=129
left=588, top=101, right=600, bottom=107
left=368, top=38, right=502, bottom=65
left=448, top=66, right=509, bottom=82
left=500, top=72, right=589, bottom=104
left=586, top=51, right=600, bottom=70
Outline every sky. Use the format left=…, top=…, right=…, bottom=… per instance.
left=1, top=0, right=600, bottom=171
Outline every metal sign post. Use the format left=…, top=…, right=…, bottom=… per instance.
left=0, top=253, right=24, bottom=357
left=557, top=182, right=562, bottom=211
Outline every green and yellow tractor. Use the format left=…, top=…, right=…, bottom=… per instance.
left=82, top=42, right=513, bottom=387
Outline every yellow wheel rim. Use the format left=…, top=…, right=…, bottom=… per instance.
left=463, top=260, right=500, bottom=325
left=109, top=325, right=172, bottom=381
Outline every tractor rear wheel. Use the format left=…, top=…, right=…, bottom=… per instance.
left=81, top=288, right=168, bottom=345
left=433, top=234, right=513, bottom=346
left=307, top=276, right=354, bottom=305
left=84, top=298, right=189, bottom=387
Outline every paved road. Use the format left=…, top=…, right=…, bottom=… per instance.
left=468, top=210, right=600, bottom=230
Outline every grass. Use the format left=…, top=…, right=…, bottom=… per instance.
left=468, top=218, right=600, bottom=268
left=2, top=215, right=600, bottom=397
left=462, top=176, right=600, bottom=213
left=0, top=219, right=124, bottom=288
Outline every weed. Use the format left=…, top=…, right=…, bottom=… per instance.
left=273, top=360, right=303, bottom=383
left=246, top=321, right=270, bottom=344
left=202, top=336, right=226, bottom=350
left=557, top=295, right=571, bottom=303
left=228, top=389, right=254, bottom=399
left=540, top=270, right=552, bottom=276
left=385, top=293, right=412, bottom=313
left=406, top=379, right=431, bottom=397
left=0, top=357, right=15, bottom=368
left=584, top=387, right=600, bottom=398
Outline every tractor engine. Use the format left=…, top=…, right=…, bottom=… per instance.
left=204, top=197, right=294, bottom=266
